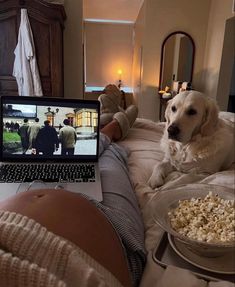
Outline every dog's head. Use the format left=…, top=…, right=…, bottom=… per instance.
left=164, top=91, right=219, bottom=143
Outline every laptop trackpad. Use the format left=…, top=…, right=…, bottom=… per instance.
left=17, top=182, right=59, bottom=192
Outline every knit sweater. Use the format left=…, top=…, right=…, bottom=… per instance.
left=0, top=211, right=123, bottom=287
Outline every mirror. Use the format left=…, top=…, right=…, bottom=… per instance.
left=159, top=31, right=195, bottom=91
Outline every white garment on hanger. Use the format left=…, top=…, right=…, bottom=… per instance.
left=13, top=9, right=43, bottom=97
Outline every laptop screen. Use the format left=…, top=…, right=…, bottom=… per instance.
left=0, top=96, right=100, bottom=162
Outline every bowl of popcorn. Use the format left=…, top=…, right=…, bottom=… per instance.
left=150, top=184, right=235, bottom=257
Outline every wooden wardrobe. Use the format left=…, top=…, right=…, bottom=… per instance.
left=0, top=0, right=66, bottom=97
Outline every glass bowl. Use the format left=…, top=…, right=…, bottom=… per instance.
left=149, top=184, right=235, bottom=257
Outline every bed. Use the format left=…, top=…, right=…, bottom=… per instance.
left=119, top=111, right=235, bottom=287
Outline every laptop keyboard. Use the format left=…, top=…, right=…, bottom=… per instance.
left=0, top=164, right=96, bottom=183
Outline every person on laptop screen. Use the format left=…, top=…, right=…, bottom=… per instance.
left=59, top=118, right=77, bottom=155
left=2, top=101, right=97, bottom=158
left=28, top=117, right=40, bottom=149
left=34, top=120, right=59, bottom=156
left=17, top=118, right=29, bottom=154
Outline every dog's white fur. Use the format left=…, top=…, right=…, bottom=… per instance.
left=148, top=91, right=234, bottom=188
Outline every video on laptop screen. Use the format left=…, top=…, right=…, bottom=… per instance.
left=1, top=97, right=100, bottom=162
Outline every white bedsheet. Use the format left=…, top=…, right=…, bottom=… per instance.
left=119, top=113, right=235, bottom=287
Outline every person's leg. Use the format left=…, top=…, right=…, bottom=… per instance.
left=43, top=149, right=54, bottom=156
left=100, top=119, right=122, bottom=141
left=96, top=120, right=146, bottom=287
left=98, top=119, right=122, bottom=156
left=101, top=110, right=132, bottom=141
left=22, top=140, right=28, bottom=154
left=61, top=147, right=66, bottom=155
left=68, top=148, right=75, bottom=155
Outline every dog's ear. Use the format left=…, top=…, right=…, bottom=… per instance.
left=200, top=98, right=219, bottom=136
left=164, top=99, right=173, bottom=123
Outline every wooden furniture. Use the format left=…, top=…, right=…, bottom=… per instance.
left=0, top=0, right=66, bottom=97
left=159, top=94, right=171, bottom=122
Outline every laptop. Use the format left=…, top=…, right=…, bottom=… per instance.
left=0, top=96, right=103, bottom=202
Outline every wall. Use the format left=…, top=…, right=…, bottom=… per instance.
left=84, top=22, right=134, bottom=90
left=202, top=0, right=234, bottom=110
left=63, top=0, right=84, bottom=99
left=133, top=0, right=211, bottom=121
left=132, top=1, right=146, bottom=107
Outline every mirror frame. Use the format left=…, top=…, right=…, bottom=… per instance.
left=159, top=31, right=195, bottom=91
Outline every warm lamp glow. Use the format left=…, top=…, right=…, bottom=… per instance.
left=117, top=69, right=123, bottom=76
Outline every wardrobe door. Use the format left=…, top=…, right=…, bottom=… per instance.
left=0, top=9, right=19, bottom=96
left=0, top=0, right=66, bottom=98
left=29, top=12, right=64, bottom=97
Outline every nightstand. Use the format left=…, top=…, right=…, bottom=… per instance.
left=159, top=94, right=171, bottom=122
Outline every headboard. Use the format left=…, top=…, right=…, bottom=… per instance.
left=0, top=0, right=66, bottom=97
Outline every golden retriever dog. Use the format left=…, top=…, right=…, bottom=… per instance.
left=148, top=91, right=234, bottom=188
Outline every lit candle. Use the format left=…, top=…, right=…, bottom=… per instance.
left=117, top=69, right=122, bottom=89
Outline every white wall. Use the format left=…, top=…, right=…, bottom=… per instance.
left=63, top=0, right=84, bottom=99
left=202, top=0, right=234, bottom=110
left=84, top=22, right=134, bottom=89
left=132, top=0, right=146, bottom=106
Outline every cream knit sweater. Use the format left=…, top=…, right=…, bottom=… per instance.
left=0, top=211, right=123, bottom=287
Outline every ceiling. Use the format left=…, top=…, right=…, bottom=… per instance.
left=83, top=0, right=144, bottom=22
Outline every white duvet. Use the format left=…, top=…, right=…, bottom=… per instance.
left=119, top=112, right=235, bottom=287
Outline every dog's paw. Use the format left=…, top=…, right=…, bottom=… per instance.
left=148, top=168, right=165, bottom=189
left=148, top=161, right=173, bottom=189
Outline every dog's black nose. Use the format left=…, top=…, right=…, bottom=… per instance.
left=167, top=124, right=180, bottom=139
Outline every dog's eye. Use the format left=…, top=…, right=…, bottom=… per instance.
left=187, top=108, right=197, bottom=116
left=171, top=106, right=177, bottom=112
